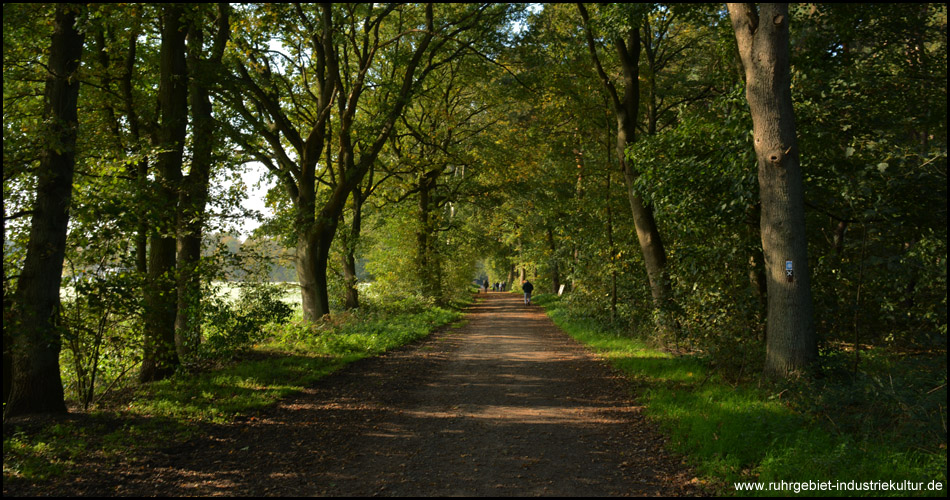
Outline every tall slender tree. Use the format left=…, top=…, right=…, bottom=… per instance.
left=174, top=4, right=231, bottom=361
left=140, top=4, right=190, bottom=382
left=5, top=4, right=84, bottom=417
left=577, top=3, right=675, bottom=336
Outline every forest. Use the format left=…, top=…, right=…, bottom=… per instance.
left=3, top=3, right=947, bottom=495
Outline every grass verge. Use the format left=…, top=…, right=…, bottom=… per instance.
left=533, top=293, right=947, bottom=497
left=3, top=302, right=465, bottom=485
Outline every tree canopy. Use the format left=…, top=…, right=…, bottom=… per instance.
left=3, top=3, right=946, bottom=416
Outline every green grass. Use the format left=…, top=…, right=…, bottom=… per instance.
left=533, top=293, right=947, bottom=497
left=128, top=305, right=464, bottom=423
left=3, top=301, right=465, bottom=484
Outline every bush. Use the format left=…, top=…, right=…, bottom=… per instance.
left=200, top=282, right=293, bottom=361
left=59, top=269, right=144, bottom=409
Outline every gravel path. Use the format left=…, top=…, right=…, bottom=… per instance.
left=4, top=293, right=702, bottom=496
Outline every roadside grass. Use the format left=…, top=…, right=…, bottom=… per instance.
left=3, top=300, right=466, bottom=484
left=533, top=293, right=947, bottom=497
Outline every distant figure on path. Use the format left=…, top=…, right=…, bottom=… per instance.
left=483, top=279, right=489, bottom=293
left=521, top=279, right=534, bottom=305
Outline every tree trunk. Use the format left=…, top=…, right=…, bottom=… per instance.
left=141, top=5, right=188, bottom=383
left=298, top=4, right=436, bottom=321
left=728, top=3, right=817, bottom=377
left=416, top=170, right=443, bottom=301
left=547, top=226, right=561, bottom=294
left=342, top=186, right=363, bottom=310
left=241, top=4, right=440, bottom=323
left=175, top=5, right=229, bottom=362
left=342, top=250, right=360, bottom=310
left=297, top=229, right=324, bottom=320
left=606, top=135, right=618, bottom=320
left=5, top=4, right=84, bottom=417
left=296, top=212, right=339, bottom=320
left=578, top=5, right=675, bottom=337
left=613, top=29, right=674, bottom=328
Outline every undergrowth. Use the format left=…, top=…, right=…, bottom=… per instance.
left=532, top=293, right=947, bottom=497
left=3, top=295, right=466, bottom=483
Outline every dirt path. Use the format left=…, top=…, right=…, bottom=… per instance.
left=8, top=293, right=702, bottom=496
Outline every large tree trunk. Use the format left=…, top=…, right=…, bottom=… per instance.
left=728, top=3, right=817, bottom=377
left=296, top=206, right=340, bottom=320
left=5, top=4, right=84, bottom=417
left=297, top=229, right=327, bottom=320
left=175, top=227, right=203, bottom=362
left=140, top=5, right=188, bottom=383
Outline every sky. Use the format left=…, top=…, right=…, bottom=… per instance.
left=237, top=162, right=273, bottom=238
left=231, top=4, right=543, bottom=239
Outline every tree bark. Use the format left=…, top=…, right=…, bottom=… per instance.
left=605, top=123, right=619, bottom=320
left=577, top=4, right=675, bottom=336
left=416, top=169, right=444, bottom=301
left=5, top=4, right=84, bottom=417
left=728, top=3, right=817, bottom=377
left=140, top=5, right=188, bottom=382
left=342, top=185, right=364, bottom=310
left=546, top=226, right=561, bottom=294
left=175, top=5, right=230, bottom=362
left=296, top=225, right=335, bottom=321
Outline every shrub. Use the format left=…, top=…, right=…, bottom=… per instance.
left=200, top=282, right=293, bottom=361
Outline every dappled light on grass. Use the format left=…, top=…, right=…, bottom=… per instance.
left=133, top=355, right=350, bottom=423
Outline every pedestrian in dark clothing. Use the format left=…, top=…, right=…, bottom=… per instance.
left=522, top=279, right=534, bottom=305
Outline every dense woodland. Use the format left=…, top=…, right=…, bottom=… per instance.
left=2, top=2, right=946, bottom=466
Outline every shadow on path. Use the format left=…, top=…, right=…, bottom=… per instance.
left=11, top=293, right=701, bottom=496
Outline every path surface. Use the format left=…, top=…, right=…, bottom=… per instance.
left=9, top=293, right=702, bottom=496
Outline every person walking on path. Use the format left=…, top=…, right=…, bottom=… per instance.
left=522, top=279, right=534, bottom=305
